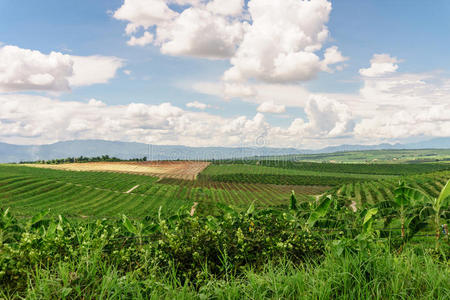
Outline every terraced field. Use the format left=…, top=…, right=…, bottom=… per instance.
left=0, top=165, right=324, bottom=218
left=2, top=162, right=449, bottom=219
left=24, top=161, right=210, bottom=180
left=199, top=163, right=395, bottom=186
left=200, top=160, right=450, bottom=186
left=337, top=171, right=450, bottom=208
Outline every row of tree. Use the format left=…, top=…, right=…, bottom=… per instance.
left=19, top=155, right=148, bottom=164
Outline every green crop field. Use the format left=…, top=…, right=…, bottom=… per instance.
left=336, top=171, right=450, bottom=207
left=1, top=160, right=449, bottom=219
left=0, top=164, right=326, bottom=219
left=1, top=158, right=449, bottom=298
left=258, top=149, right=450, bottom=163
left=198, top=160, right=450, bottom=186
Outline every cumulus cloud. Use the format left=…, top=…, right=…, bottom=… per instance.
left=0, top=94, right=270, bottom=146
left=193, top=52, right=450, bottom=144
left=113, top=0, right=177, bottom=33
left=0, top=93, right=359, bottom=148
left=321, top=46, right=349, bottom=73
left=0, top=45, right=73, bottom=92
left=114, top=0, right=246, bottom=60
left=127, top=31, right=154, bottom=46
left=287, top=96, right=353, bottom=138
left=257, top=101, right=286, bottom=114
left=68, top=55, right=124, bottom=87
left=359, top=54, right=400, bottom=77
left=206, top=0, right=245, bottom=16
left=192, top=81, right=310, bottom=107
left=0, top=45, right=123, bottom=92
left=186, top=101, right=210, bottom=110
left=157, top=7, right=246, bottom=59
left=113, top=0, right=346, bottom=77
left=354, top=104, right=450, bottom=140
left=223, top=0, right=346, bottom=82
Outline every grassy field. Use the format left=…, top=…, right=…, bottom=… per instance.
left=1, top=157, right=450, bottom=299
left=336, top=171, right=450, bottom=207
left=0, top=164, right=323, bottom=219
left=261, top=149, right=450, bottom=163
left=2, top=159, right=450, bottom=219
left=199, top=160, right=450, bottom=186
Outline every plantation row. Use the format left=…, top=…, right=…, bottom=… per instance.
left=0, top=166, right=320, bottom=218
left=210, top=159, right=450, bottom=175
left=1, top=176, right=449, bottom=298
left=337, top=171, right=450, bottom=207
left=198, top=172, right=370, bottom=186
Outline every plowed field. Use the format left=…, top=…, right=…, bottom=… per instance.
left=24, top=161, right=210, bottom=180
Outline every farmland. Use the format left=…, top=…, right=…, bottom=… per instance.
left=1, top=158, right=449, bottom=299
left=23, top=160, right=210, bottom=180
left=0, top=164, right=323, bottom=219
left=2, top=159, right=450, bottom=218
left=260, top=149, right=450, bottom=163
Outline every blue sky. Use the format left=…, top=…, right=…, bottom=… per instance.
left=1, top=0, right=449, bottom=148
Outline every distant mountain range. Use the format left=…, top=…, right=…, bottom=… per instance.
left=1, top=137, right=450, bottom=163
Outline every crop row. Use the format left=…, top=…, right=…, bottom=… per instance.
left=210, top=160, right=450, bottom=175
left=198, top=172, right=367, bottom=186
left=337, top=171, right=450, bottom=207
left=0, top=166, right=318, bottom=218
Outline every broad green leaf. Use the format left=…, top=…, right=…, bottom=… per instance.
left=419, top=206, right=434, bottom=219
left=122, top=215, right=138, bottom=235
left=315, top=195, right=333, bottom=216
left=47, top=222, right=57, bottom=237
left=362, top=208, right=378, bottom=234
left=363, top=208, right=378, bottom=225
left=246, top=201, right=255, bottom=215
left=395, top=186, right=429, bottom=206
left=30, top=209, right=50, bottom=226
left=437, top=180, right=450, bottom=207
left=289, top=191, right=297, bottom=210
left=216, top=203, right=238, bottom=217
left=144, top=224, right=160, bottom=234
left=307, top=195, right=332, bottom=228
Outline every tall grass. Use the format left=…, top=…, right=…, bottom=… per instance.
left=6, top=248, right=448, bottom=299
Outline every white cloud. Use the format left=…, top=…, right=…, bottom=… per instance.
left=0, top=93, right=357, bottom=148
left=186, top=101, right=210, bottom=110
left=287, top=96, right=353, bottom=138
left=0, top=45, right=123, bottom=92
left=359, top=54, right=400, bottom=77
left=0, top=94, right=267, bottom=146
left=354, top=104, right=450, bottom=140
left=0, top=45, right=73, bottom=92
left=193, top=52, right=450, bottom=144
left=192, top=81, right=310, bottom=107
left=206, top=0, right=244, bottom=16
left=114, top=0, right=246, bottom=60
left=68, top=55, right=124, bottom=87
left=157, top=7, right=245, bottom=59
left=113, top=0, right=347, bottom=77
left=223, top=0, right=346, bottom=83
left=127, top=31, right=154, bottom=46
left=113, top=0, right=177, bottom=33
left=257, top=101, right=286, bottom=114
left=123, top=69, right=132, bottom=75
left=88, top=98, right=106, bottom=107
left=321, top=46, right=349, bottom=72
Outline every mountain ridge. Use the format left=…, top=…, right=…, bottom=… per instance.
left=1, top=137, right=450, bottom=163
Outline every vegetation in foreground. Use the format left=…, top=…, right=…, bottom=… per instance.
left=1, top=179, right=449, bottom=299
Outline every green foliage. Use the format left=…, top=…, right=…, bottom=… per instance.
left=211, top=159, right=450, bottom=175
left=289, top=190, right=297, bottom=210
left=306, top=195, right=333, bottom=228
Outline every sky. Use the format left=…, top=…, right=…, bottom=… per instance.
left=0, top=0, right=450, bottom=149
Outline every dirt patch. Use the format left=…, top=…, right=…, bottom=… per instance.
left=24, top=161, right=210, bottom=180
